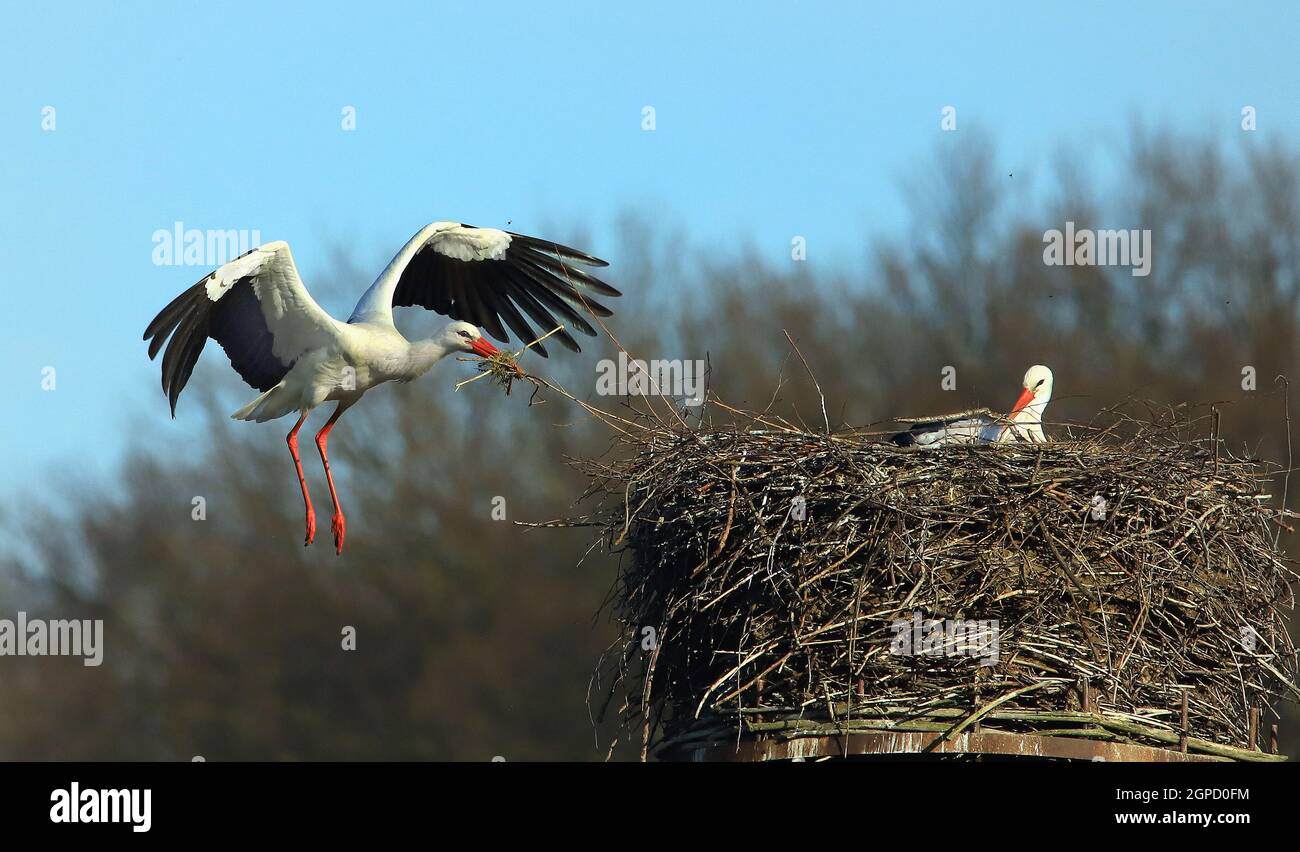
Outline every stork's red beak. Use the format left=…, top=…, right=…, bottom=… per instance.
left=1008, top=386, right=1036, bottom=417
left=470, top=338, right=501, bottom=358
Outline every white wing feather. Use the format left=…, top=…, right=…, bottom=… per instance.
left=243, top=241, right=344, bottom=360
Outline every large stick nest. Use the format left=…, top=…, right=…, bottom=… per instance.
left=575, top=401, right=1299, bottom=760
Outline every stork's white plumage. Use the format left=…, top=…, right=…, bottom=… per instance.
left=144, top=221, right=619, bottom=554
left=891, top=365, right=1054, bottom=447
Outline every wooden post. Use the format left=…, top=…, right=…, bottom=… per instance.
left=1248, top=706, right=1259, bottom=751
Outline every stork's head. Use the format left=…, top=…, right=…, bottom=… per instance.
left=442, top=320, right=501, bottom=358
left=1009, top=365, right=1053, bottom=419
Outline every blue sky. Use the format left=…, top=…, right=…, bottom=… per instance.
left=2, top=0, right=1298, bottom=499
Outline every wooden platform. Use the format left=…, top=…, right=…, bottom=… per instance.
left=662, top=730, right=1226, bottom=762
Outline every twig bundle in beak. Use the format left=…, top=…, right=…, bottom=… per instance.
left=455, top=325, right=565, bottom=396
left=476, top=349, right=528, bottom=394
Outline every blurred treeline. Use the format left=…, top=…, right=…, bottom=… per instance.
left=2, top=128, right=1297, bottom=759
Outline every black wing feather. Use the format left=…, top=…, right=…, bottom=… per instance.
left=507, top=232, right=609, bottom=267
left=388, top=225, right=618, bottom=355
left=144, top=287, right=199, bottom=359
left=453, top=265, right=507, bottom=341
left=160, top=302, right=206, bottom=399
left=495, top=272, right=580, bottom=353
left=464, top=281, right=511, bottom=342
left=143, top=274, right=296, bottom=416
left=484, top=285, right=543, bottom=354
left=515, top=246, right=622, bottom=298
left=504, top=261, right=599, bottom=337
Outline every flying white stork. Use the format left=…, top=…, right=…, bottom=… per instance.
left=143, top=221, right=618, bottom=555
left=890, top=365, right=1054, bottom=447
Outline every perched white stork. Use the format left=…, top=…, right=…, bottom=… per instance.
left=143, top=221, right=618, bottom=555
left=890, top=365, right=1054, bottom=447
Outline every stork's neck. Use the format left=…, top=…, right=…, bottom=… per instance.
left=403, top=337, right=456, bottom=379
left=348, top=222, right=445, bottom=324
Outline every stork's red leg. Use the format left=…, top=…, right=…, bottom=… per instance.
left=287, top=412, right=316, bottom=546
left=315, top=404, right=349, bottom=555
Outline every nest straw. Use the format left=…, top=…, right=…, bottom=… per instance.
left=554, top=395, right=1299, bottom=761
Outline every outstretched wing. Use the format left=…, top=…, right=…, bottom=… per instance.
left=143, top=241, right=342, bottom=415
left=349, top=222, right=620, bottom=356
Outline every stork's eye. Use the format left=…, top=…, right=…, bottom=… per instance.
left=1035, top=380, right=1045, bottom=388
left=458, top=330, right=473, bottom=339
